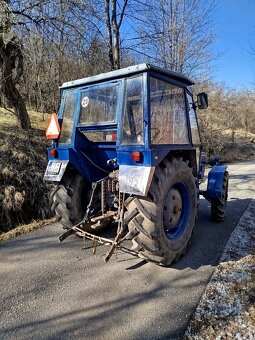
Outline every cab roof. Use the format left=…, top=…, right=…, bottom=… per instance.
left=60, top=63, right=194, bottom=89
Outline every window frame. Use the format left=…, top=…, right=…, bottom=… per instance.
left=186, top=89, right=202, bottom=146
left=148, top=72, right=192, bottom=147
left=58, top=88, right=78, bottom=145
left=72, top=79, right=124, bottom=145
left=77, top=80, right=121, bottom=128
left=120, top=74, right=146, bottom=147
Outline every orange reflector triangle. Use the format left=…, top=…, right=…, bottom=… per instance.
left=46, top=113, right=60, bottom=140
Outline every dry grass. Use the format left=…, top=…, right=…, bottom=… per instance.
left=220, top=143, right=255, bottom=163
left=0, top=107, right=48, bottom=130
left=201, top=127, right=255, bottom=162
left=221, top=129, right=255, bottom=141
left=0, top=107, right=53, bottom=232
left=0, top=218, right=56, bottom=242
left=219, top=129, right=255, bottom=162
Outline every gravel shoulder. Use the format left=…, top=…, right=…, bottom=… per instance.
left=185, top=195, right=255, bottom=339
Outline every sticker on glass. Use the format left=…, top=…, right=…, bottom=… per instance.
left=81, top=96, right=89, bottom=108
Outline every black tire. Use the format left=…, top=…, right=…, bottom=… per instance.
left=125, top=158, right=197, bottom=266
left=211, top=171, right=229, bottom=222
left=50, top=170, right=89, bottom=230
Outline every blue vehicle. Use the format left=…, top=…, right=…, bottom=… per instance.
left=44, top=64, right=228, bottom=266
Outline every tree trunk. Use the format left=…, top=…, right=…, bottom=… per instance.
left=231, top=129, right=235, bottom=143
left=111, top=0, right=120, bottom=69
left=0, top=37, right=31, bottom=130
left=105, top=0, right=114, bottom=70
left=104, top=0, right=128, bottom=70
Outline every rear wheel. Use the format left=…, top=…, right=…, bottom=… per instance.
left=211, top=171, right=229, bottom=222
left=125, top=158, right=197, bottom=266
left=50, top=170, right=90, bottom=230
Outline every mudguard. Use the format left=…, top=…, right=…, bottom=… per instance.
left=119, top=165, right=155, bottom=196
left=205, top=165, right=228, bottom=199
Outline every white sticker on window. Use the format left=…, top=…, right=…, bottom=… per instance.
left=81, top=96, right=89, bottom=107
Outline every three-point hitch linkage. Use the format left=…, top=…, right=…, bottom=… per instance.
left=59, top=174, right=139, bottom=262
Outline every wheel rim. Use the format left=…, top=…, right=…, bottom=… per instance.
left=163, top=182, right=190, bottom=239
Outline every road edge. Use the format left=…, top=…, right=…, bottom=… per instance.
left=0, top=218, right=56, bottom=242
left=184, top=194, right=255, bottom=338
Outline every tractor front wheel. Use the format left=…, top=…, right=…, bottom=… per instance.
left=125, top=158, right=197, bottom=266
left=211, top=171, right=229, bottom=222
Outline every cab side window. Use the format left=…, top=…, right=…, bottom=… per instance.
left=150, top=77, right=189, bottom=145
left=187, top=92, right=201, bottom=145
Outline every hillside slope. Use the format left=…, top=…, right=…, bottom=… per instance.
left=0, top=109, right=53, bottom=232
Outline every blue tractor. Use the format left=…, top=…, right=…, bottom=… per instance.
left=44, top=64, right=228, bottom=266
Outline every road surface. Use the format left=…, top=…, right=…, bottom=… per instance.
left=0, top=160, right=254, bottom=339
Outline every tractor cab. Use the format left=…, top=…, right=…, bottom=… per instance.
left=45, top=64, right=206, bottom=193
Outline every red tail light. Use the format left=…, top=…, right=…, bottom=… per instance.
left=132, top=151, right=141, bottom=162
left=46, top=113, right=60, bottom=140
left=49, top=149, right=57, bottom=157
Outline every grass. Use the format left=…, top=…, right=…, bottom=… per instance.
left=0, top=107, right=49, bottom=130
left=30, top=111, right=51, bottom=130
left=0, top=218, right=56, bottom=242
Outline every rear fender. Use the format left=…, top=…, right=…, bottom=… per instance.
left=203, top=165, right=228, bottom=199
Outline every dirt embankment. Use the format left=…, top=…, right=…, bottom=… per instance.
left=0, top=114, right=53, bottom=233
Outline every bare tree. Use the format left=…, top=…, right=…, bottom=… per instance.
left=0, top=0, right=108, bottom=127
left=0, top=0, right=217, bottom=127
left=0, top=0, right=31, bottom=129
left=132, top=0, right=215, bottom=78
left=104, top=0, right=128, bottom=69
left=194, top=79, right=255, bottom=156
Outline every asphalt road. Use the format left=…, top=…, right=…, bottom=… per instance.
left=1, top=160, right=254, bottom=340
